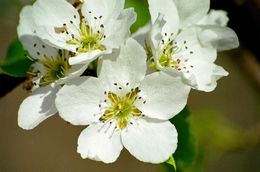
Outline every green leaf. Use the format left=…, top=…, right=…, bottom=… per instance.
left=0, top=39, right=33, bottom=77
left=166, top=155, right=177, bottom=171
left=125, top=0, right=150, bottom=32
left=163, top=106, right=196, bottom=172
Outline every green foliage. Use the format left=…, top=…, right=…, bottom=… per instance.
left=171, top=107, right=196, bottom=171
left=166, top=156, right=177, bottom=171
left=125, top=0, right=150, bottom=32
left=162, top=107, right=196, bottom=172
left=0, top=39, right=33, bottom=77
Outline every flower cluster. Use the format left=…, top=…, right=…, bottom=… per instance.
left=17, top=0, right=238, bottom=164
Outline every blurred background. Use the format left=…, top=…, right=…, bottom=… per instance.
left=0, top=0, right=259, bottom=171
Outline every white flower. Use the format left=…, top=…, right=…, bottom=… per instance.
left=30, top=0, right=136, bottom=66
left=143, top=0, right=239, bottom=92
left=56, top=38, right=190, bottom=163
left=17, top=6, right=86, bottom=130
left=148, top=0, right=239, bottom=50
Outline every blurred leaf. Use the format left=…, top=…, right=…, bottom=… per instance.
left=191, top=111, right=244, bottom=156
left=166, top=156, right=177, bottom=171
left=125, top=0, right=150, bottom=32
left=0, top=39, right=33, bottom=77
left=170, top=107, right=196, bottom=172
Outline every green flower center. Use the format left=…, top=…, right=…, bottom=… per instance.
left=66, top=19, right=106, bottom=53
left=100, top=89, right=142, bottom=129
left=146, top=40, right=181, bottom=70
left=39, top=50, right=70, bottom=86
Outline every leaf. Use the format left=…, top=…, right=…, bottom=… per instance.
left=0, top=39, right=33, bottom=77
left=125, top=0, right=150, bottom=32
left=166, top=156, right=177, bottom=171
left=165, top=106, right=196, bottom=172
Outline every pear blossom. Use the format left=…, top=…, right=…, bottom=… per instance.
left=143, top=0, right=239, bottom=92
left=198, top=10, right=229, bottom=27
left=17, top=6, right=86, bottom=130
left=55, top=38, right=191, bottom=163
left=29, top=0, right=136, bottom=66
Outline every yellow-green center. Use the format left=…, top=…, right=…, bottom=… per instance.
left=148, top=41, right=180, bottom=70
left=100, top=89, right=142, bottom=129
left=67, top=19, right=106, bottom=53
left=39, top=50, right=70, bottom=86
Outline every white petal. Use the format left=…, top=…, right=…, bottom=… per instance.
left=54, top=64, right=88, bottom=86
left=132, top=22, right=151, bottom=46
left=148, top=0, right=179, bottom=37
left=17, top=6, right=58, bottom=60
left=174, top=0, right=210, bottom=27
left=82, top=0, right=124, bottom=29
left=148, top=14, right=166, bottom=55
left=99, top=38, right=147, bottom=93
left=198, top=10, right=229, bottom=26
left=102, top=8, right=137, bottom=49
left=55, top=76, right=107, bottom=125
left=136, top=72, right=190, bottom=120
left=122, top=118, right=178, bottom=164
left=77, top=123, right=123, bottom=163
left=32, top=0, right=80, bottom=51
left=68, top=50, right=112, bottom=65
left=174, top=27, right=217, bottom=63
left=18, top=86, right=58, bottom=130
left=183, top=59, right=229, bottom=92
left=17, top=6, right=35, bottom=36
left=196, top=25, right=239, bottom=51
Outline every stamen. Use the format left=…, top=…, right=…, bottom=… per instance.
left=109, top=126, right=117, bottom=139
left=99, top=88, right=142, bottom=130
